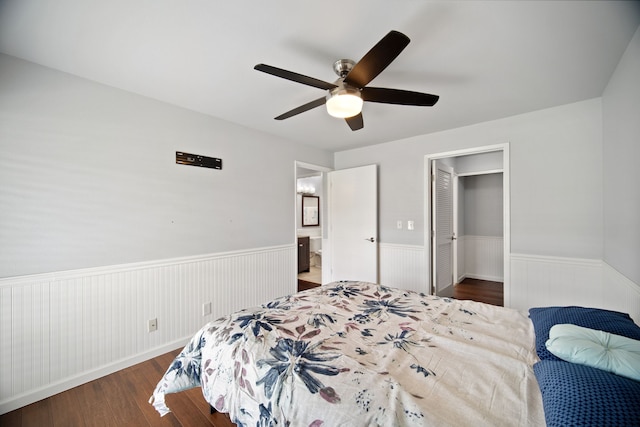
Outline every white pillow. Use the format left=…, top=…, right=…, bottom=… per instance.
left=546, top=323, right=640, bottom=381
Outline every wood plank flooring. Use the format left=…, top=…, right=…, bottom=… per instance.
left=453, top=278, right=504, bottom=307
left=297, top=278, right=321, bottom=292
left=0, top=348, right=235, bottom=427
left=1, top=278, right=502, bottom=426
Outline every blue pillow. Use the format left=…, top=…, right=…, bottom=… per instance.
left=529, top=306, right=640, bottom=361
left=534, top=360, right=640, bottom=427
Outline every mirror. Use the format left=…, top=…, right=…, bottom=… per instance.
left=302, top=195, right=320, bottom=226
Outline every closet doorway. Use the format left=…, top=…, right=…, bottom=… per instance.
left=425, top=144, right=510, bottom=306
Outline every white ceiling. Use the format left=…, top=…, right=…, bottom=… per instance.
left=1, top=1, right=638, bottom=152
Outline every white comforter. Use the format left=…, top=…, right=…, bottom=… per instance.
left=151, top=281, right=544, bottom=426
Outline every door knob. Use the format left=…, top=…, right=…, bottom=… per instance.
left=365, top=237, right=375, bottom=242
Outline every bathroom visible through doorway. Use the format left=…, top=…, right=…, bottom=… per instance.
left=295, top=161, right=331, bottom=289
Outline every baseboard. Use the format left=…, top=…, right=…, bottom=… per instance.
left=463, top=273, right=504, bottom=282
left=0, top=337, right=190, bottom=414
left=0, top=244, right=296, bottom=415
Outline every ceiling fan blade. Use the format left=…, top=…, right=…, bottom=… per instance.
left=361, top=87, right=439, bottom=106
left=255, top=64, right=337, bottom=90
left=343, top=30, right=410, bottom=89
left=345, top=113, right=364, bottom=131
left=274, top=97, right=327, bottom=120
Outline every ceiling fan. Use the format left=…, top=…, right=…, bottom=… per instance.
left=254, top=30, right=439, bottom=131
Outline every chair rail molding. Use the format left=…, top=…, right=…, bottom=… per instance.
left=0, top=245, right=296, bottom=414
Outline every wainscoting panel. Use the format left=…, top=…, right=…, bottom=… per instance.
left=3, top=247, right=638, bottom=414
left=462, top=235, right=504, bottom=282
left=379, top=243, right=427, bottom=293
left=510, top=254, right=640, bottom=323
left=603, top=263, right=640, bottom=324
left=0, top=245, right=296, bottom=414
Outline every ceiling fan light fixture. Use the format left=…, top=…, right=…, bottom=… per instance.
left=326, top=87, right=363, bottom=118
left=256, top=31, right=438, bottom=130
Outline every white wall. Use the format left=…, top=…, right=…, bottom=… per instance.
left=2, top=24, right=639, bottom=412
left=335, top=98, right=609, bottom=310
left=0, top=53, right=334, bottom=413
left=334, top=29, right=640, bottom=318
left=462, top=173, right=503, bottom=237
left=0, top=54, right=333, bottom=278
left=335, top=98, right=603, bottom=259
left=460, top=173, right=504, bottom=282
left=603, top=25, right=640, bottom=285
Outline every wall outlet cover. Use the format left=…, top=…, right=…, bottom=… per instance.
left=148, top=318, right=158, bottom=332
left=202, top=302, right=212, bottom=316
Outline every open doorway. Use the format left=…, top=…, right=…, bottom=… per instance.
left=295, top=162, right=331, bottom=290
left=425, top=144, right=510, bottom=306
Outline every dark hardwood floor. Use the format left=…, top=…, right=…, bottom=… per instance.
left=297, top=278, right=321, bottom=292
left=0, top=348, right=235, bottom=427
left=1, top=278, right=501, bottom=426
left=453, top=277, right=504, bottom=306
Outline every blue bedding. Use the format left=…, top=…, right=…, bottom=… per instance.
left=529, top=306, right=640, bottom=426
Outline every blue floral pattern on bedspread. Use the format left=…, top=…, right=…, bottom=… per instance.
left=151, top=282, right=544, bottom=426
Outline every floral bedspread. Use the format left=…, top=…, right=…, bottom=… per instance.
left=151, top=281, right=544, bottom=426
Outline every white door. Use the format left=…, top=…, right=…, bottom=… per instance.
left=328, top=165, right=378, bottom=283
left=432, top=161, right=455, bottom=295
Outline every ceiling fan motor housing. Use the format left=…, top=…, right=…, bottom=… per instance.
left=333, top=59, right=356, bottom=78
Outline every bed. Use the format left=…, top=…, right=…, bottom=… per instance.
left=150, top=281, right=640, bottom=426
